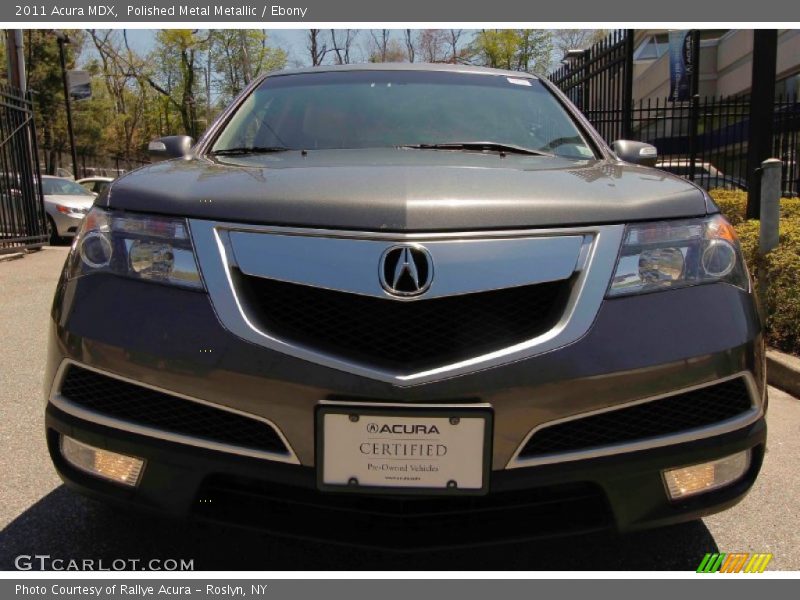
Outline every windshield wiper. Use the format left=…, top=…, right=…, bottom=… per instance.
left=400, top=142, right=552, bottom=157
left=210, top=146, right=292, bottom=156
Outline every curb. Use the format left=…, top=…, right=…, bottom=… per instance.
left=767, top=349, right=800, bottom=398
left=0, top=252, right=25, bottom=263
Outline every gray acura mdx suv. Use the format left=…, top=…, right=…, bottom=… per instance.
left=45, top=64, right=766, bottom=549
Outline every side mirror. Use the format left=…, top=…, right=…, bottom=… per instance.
left=148, top=135, right=194, bottom=162
left=611, top=140, right=658, bottom=167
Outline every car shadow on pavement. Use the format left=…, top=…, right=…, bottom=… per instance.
left=0, top=485, right=718, bottom=571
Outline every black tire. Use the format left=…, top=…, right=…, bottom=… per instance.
left=47, top=216, right=63, bottom=246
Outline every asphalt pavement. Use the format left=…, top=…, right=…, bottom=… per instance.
left=1, top=246, right=799, bottom=571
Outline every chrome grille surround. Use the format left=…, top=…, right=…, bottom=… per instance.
left=189, top=221, right=626, bottom=386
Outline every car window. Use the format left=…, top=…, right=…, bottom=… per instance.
left=42, top=178, right=93, bottom=196
left=212, top=71, right=595, bottom=160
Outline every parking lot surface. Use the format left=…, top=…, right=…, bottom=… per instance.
left=2, top=247, right=798, bottom=570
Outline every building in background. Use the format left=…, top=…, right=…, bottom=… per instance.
left=632, top=29, right=800, bottom=101
left=553, top=29, right=800, bottom=196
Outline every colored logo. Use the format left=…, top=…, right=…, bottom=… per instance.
left=696, top=553, right=773, bottom=573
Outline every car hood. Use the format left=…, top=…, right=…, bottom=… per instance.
left=44, top=194, right=95, bottom=208
left=104, top=149, right=709, bottom=231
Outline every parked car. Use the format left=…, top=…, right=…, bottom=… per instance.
left=45, top=65, right=766, bottom=549
left=656, top=159, right=748, bottom=191
left=77, top=176, right=114, bottom=195
left=41, top=175, right=95, bottom=244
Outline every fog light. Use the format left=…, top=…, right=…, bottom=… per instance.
left=663, top=450, right=750, bottom=500
left=60, top=435, right=144, bottom=487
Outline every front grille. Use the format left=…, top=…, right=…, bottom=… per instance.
left=519, top=377, right=753, bottom=458
left=59, top=366, right=289, bottom=456
left=235, top=271, right=571, bottom=370
left=194, top=475, right=612, bottom=549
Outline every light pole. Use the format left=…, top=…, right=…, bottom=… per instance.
left=54, top=30, right=79, bottom=179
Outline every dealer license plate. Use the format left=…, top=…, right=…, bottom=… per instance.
left=317, top=406, right=491, bottom=495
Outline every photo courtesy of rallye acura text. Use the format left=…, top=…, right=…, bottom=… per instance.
left=44, top=64, right=766, bottom=550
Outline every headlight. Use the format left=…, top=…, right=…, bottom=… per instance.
left=607, top=215, right=749, bottom=297
left=56, top=204, right=89, bottom=216
left=66, top=207, right=204, bottom=290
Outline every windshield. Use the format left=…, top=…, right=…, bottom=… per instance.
left=42, top=178, right=93, bottom=196
left=211, top=71, right=595, bottom=160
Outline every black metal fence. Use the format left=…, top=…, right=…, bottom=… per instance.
left=77, top=153, right=149, bottom=179
left=549, top=29, right=634, bottom=142
left=0, top=82, right=47, bottom=254
left=639, top=95, right=799, bottom=197
left=38, top=150, right=149, bottom=179
left=550, top=29, right=800, bottom=198
left=585, top=95, right=800, bottom=197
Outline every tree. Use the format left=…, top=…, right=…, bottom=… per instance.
left=404, top=30, right=415, bottom=63
left=366, top=30, right=406, bottom=63
left=417, top=30, right=448, bottom=63
left=208, top=30, right=286, bottom=103
left=368, top=30, right=391, bottom=63
left=307, top=29, right=330, bottom=66
left=515, top=30, right=554, bottom=75
left=470, top=30, right=553, bottom=75
left=25, top=29, right=84, bottom=174
left=444, top=29, right=467, bottom=63
left=148, top=29, right=209, bottom=139
left=85, top=30, right=150, bottom=161
left=554, top=29, right=608, bottom=59
left=0, top=36, right=7, bottom=80
left=330, top=29, right=358, bottom=65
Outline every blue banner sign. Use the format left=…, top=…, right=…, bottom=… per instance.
left=669, top=30, right=695, bottom=102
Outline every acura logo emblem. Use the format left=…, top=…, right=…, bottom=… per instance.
left=380, top=244, right=433, bottom=297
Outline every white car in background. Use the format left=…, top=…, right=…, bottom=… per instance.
left=77, top=176, right=114, bottom=195
left=656, top=159, right=748, bottom=191
left=42, top=175, right=95, bottom=244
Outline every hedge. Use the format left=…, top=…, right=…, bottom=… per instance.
left=710, top=190, right=800, bottom=355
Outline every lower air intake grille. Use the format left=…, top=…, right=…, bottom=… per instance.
left=519, top=377, right=753, bottom=458
left=195, top=475, right=612, bottom=549
left=235, top=272, right=571, bottom=370
left=58, top=366, right=289, bottom=456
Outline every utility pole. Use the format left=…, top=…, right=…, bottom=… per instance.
left=5, top=30, right=26, bottom=91
left=745, top=30, right=778, bottom=220
left=54, top=30, right=79, bottom=180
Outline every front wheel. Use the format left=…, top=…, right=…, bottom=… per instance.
left=47, top=216, right=63, bottom=246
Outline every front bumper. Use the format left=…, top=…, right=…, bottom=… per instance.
left=47, top=402, right=765, bottom=550
left=45, top=267, right=767, bottom=547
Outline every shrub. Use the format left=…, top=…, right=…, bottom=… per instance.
left=709, top=190, right=745, bottom=224
left=709, top=189, right=800, bottom=355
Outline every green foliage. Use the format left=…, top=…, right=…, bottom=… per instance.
left=24, top=30, right=84, bottom=174
left=709, top=189, right=748, bottom=225
left=208, top=30, right=287, bottom=105
left=711, top=190, right=800, bottom=355
left=470, top=30, right=553, bottom=75
left=15, top=28, right=288, bottom=171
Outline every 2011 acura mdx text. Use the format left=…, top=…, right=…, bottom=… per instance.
left=44, top=65, right=766, bottom=550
